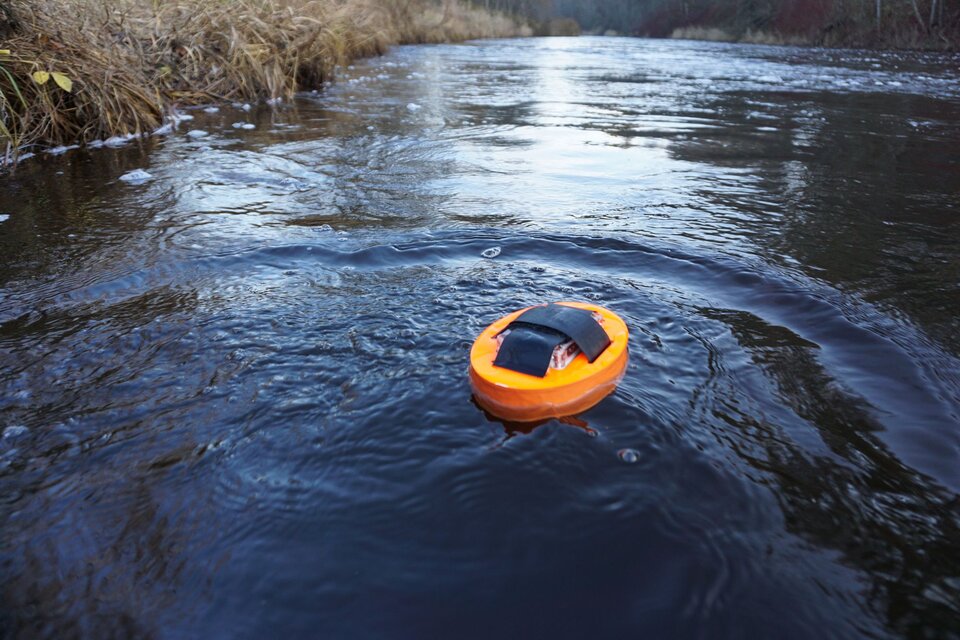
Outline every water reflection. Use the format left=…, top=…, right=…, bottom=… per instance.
left=473, top=397, right=597, bottom=441
left=701, top=306, right=960, bottom=633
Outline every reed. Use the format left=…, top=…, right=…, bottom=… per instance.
left=0, top=0, right=528, bottom=164
left=669, top=26, right=737, bottom=42
left=1, top=1, right=164, bottom=162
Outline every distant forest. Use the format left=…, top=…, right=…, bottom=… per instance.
left=476, top=0, right=958, bottom=48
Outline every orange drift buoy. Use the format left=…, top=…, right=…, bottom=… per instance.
left=469, top=302, right=629, bottom=422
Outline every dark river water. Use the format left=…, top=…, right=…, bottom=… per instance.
left=1, top=36, right=959, bottom=639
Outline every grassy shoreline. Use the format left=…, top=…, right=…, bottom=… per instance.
left=0, top=0, right=528, bottom=165
left=669, top=25, right=956, bottom=49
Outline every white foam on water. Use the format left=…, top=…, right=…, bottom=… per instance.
left=104, top=134, right=137, bottom=148
left=45, top=145, right=79, bottom=155
left=119, top=169, right=154, bottom=185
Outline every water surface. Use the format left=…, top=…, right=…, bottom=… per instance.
left=1, top=37, right=959, bottom=638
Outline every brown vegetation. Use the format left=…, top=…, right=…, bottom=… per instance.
left=536, top=16, right=581, bottom=36
left=670, top=26, right=809, bottom=46
left=489, top=0, right=958, bottom=49
left=669, top=26, right=737, bottom=42
left=663, top=0, right=958, bottom=49
left=0, top=0, right=528, bottom=163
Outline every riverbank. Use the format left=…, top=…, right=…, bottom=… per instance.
left=0, top=0, right=529, bottom=165
left=670, top=24, right=956, bottom=50
left=657, top=0, right=957, bottom=50
left=526, top=0, right=956, bottom=51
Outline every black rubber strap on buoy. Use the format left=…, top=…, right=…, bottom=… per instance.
left=493, top=304, right=611, bottom=377
left=493, top=325, right=568, bottom=377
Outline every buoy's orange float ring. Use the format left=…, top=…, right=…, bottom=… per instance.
left=469, top=302, right=629, bottom=422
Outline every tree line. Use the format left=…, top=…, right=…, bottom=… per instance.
left=471, top=0, right=956, bottom=47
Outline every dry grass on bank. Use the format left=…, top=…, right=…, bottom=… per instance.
left=670, top=26, right=738, bottom=42
left=670, top=25, right=839, bottom=47
left=0, top=0, right=527, bottom=163
left=670, top=16, right=956, bottom=51
left=537, top=17, right=581, bottom=37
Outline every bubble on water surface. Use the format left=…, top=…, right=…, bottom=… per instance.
left=0, top=214, right=9, bottom=223
left=187, top=130, right=209, bottom=139
left=618, top=449, right=640, bottom=464
left=406, top=103, right=422, bottom=112
left=481, top=247, right=501, bottom=259
left=204, top=106, right=220, bottom=113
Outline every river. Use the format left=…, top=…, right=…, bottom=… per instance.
left=1, top=36, right=959, bottom=638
